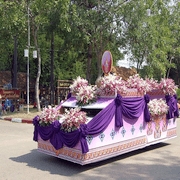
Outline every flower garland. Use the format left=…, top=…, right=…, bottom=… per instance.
left=61, top=108, right=87, bottom=132
left=68, top=75, right=178, bottom=107
left=38, top=106, right=60, bottom=126
left=148, top=98, right=169, bottom=117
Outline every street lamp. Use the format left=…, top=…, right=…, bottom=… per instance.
left=24, top=0, right=30, bottom=114
left=146, top=0, right=166, bottom=16
left=24, top=49, right=37, bottom=114
left=24, top=0, right=37, bottom=114
left=146, top=0, right=159, bottom=16
left=24, top=48, right=30, bottom=114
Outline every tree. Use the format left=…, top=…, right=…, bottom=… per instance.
left=68, top=0, right=124, bottom=83
left=0, top=0, right=180, bottom=106
left=0, top=0, right=27, bottom=72
left=28, top=0, right=71, bottom=110
left=117, top=0, right=179, bottom=80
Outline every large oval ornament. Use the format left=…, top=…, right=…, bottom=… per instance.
left=101, top=51, right=113, bottom=75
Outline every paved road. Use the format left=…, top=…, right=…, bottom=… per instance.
left=0, top=119, right=180, bottom=180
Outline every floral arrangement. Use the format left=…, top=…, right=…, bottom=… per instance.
left=76, top=85, right=98, bottom=106
left=38, top=106, right=60, bottom=126
left=69, top=76, right=98, bottom=106
left=68, top=75, right=178, bottom=107
left=61, top=108, right=87, bottom=132
left=158, top=78, right=178, bottom=96
left=96, top=74, right=127, bottom=96
left=69, top=76, right=88, bottom=94
left=145, top=78, right=159, bottom=90
left=126, top=74, right=152, bottom=94
left=148, top=98, right=169, bottom=117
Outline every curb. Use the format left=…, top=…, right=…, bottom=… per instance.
left=1, top=117, right=33, bottom=124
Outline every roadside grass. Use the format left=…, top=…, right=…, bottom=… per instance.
left=1, top=106, right=41, bottom=120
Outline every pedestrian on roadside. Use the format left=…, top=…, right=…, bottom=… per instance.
left=5, top=98, right=11, bottom=112
left=2, top=102, right=7, bottom=115
left=0, top=101, right=2, bottom=116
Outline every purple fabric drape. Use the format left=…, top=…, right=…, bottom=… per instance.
left=55, top=102, right=63, bottom=111
left=33, top=94, right=150, bottom=153
left=114, top=94, right=150, bottom=126
left=67, top=93, right=71, bottom=99
left=33, top=118, right=80, bottom=150
left=165, top=94, right=179, bottom=119
left=173, top=95, right=179, bottom=117
left=33, top=116, right=39, bottom=142
left=144, top=94, right=151, bottom=122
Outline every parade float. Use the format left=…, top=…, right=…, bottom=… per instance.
left=33, top=51, right=179, bottom=165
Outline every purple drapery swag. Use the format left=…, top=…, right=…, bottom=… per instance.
left=165, top=94, right=179, bottom=119
left=33, top=94, right=177, bottom=154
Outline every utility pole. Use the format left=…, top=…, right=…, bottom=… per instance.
left=50, top=32, right=55, bottom=105
left=27, top=0, right=30, bottom=114
left=12, top=36, right=17, bottom=89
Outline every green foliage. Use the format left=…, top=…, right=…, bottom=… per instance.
left=176, top=89, right=180, bottom=99
left=71, top=61, right=86, bottom=79
left=0, top=0, right=180, bottom=88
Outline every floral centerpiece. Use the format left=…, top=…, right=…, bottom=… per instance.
left=148, top=98, right=169, bottom=117
left=37, top=106, right=61, bottom=126
left=158, top=78, right=178, bottom=95
left=96, top=74, right=127, bottom=96
left=61, top=108, right=87, bottom=132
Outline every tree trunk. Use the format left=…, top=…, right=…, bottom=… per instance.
left=35, top=47, right=41, bottom=111
left=33, top=25, right=41, bottom=112
left=12, top=35, right=17, bottom=89
left=50, top=32, right=55, bottom=105
left=95, top=29, right=103, bottom=78
left=86, top=43, right=92, bottom=83
left=166, top=56, right=173, bottom=78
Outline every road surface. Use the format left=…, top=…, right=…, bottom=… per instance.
left=0, top=119, right=180, bottom=180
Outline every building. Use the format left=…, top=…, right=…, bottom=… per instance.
left=0, top=71, right=35, bottom=104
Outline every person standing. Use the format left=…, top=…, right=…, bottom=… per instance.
left=0, top=95, right=2, bottom=116
left=2, top=101, right=7, bottom=115
left=0, top=101, right=2, bottom=117
left=5, top=98, right=11, bottom=112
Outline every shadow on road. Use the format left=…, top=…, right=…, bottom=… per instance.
left=10, top=142, right=180, bottom=179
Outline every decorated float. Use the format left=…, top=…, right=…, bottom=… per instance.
left=33, top=51, right=179, bottom=165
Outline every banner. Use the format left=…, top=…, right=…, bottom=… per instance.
left=0, top=89, right=20, bottom=100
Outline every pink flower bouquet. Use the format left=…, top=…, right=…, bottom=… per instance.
left=96, top=74, right=127, bottom=96
left=61, top=108, right=87, bottom=132
left=159, top=78, right=178, bottom=95
left=38, top=106, right=60, bottom=126
left=70, top=76, right=88, bottom=94
left=148, top=98, right=169, bottom=117
left=76, top=85, right=98, bottom=106
left=145, top=78, right=159, bottom=90
left=126, top=74, right=152, bottom=94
